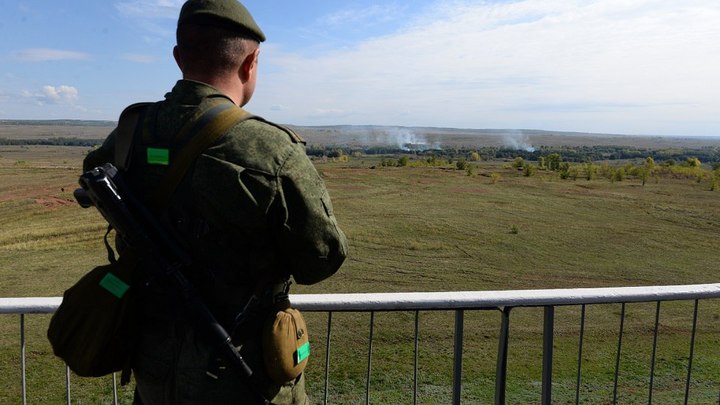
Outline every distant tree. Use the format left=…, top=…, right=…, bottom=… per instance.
left=569, top=165, right=580, bottom=181
left=637, top=167, right=649, bottom=186
left=613, top=167, right=625, bottom=182
left=523, top=162, right=537, bottom=177
left=584, top=162, right=597, bottom=180
left=645, top=156, right=656, bottom=170
left=686, top=157, right=701, bottom=167
left=599, top=163, right=613, bottom=180
left=711, top=171, right=719, bottom=191
left=456, top=158, right=469, bottom=171
left=711, top=178, right=718, bottom=191
left=547, top=153, right=562, bottom=171
left=559, top=162, right=571, bottom=179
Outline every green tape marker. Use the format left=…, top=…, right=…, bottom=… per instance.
left=99, top=272, right=129, bottom=299
left=147, top=147, right=170, bottom=165
left=294, top=342, right=310, bottom=365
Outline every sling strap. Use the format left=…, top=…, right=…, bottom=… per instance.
left=115, top=102, right=151, bottom=171
left=114, top=99, right=254, bottom=208
left=151, top=102, right=252, bottom=208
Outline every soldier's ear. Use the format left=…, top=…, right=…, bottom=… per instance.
left=173, top=46, right=185, bottom=72
left=238, top=48, right=260, bottom=83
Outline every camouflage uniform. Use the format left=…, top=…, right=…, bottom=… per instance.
left=84, top=80, right=348, bottom=404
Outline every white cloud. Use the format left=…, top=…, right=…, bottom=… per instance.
left=255, top=0, right=720, bottom=135
left=320, top=4, right=406, bottom=26
left=120, top=53, right=158, bottom=63
left=115, top=0, right=182, bottom=19
left=114, top=0, right=181, bottom=43
left=44, top=85, right=79, bottom=103
left=15, top=48, right=90, bottom=62
left=23, top=85, right=80, bottom=105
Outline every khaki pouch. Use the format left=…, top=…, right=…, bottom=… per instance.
left=262, top=307, right=310, bottom=384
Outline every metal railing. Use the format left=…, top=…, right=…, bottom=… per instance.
left=2, top=283, right=720, bottom=404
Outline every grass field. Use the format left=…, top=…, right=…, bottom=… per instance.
left=1, top=139, right=719, bottom=404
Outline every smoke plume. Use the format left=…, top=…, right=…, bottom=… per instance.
left=503, top=130, right=535, bottom=152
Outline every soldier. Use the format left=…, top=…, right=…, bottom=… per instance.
left=83, top=0, right=348, bottom=403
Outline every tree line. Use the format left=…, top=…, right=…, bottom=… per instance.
left=0, top=137, right=103, bottom=147
left=307, top=144, right=720, bottom=164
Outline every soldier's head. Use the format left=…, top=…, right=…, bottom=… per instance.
left=174, top=0, right=265, bottom=104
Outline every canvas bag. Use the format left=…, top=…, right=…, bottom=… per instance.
left=47, top=251, right=141, bottom=377
left=261, top=298, right=311, bottom=384
left=47, top=100, right=253, bottom=380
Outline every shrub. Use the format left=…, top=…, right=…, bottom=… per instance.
left=559, top=162, right=571, bottom=179
left=547, top=153, right=561, bottom=171
left=456, top=158, right=469, bottom=171
left=613, top=168, right=625, bottom=182
left=523, top=163, right=537, bottom=177
left=686, top=157, right=701, bottom=167
left=584, top=163, right=597, bottom=180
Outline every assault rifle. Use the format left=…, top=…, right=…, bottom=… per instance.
left=74, top=163, right=271, bottom=405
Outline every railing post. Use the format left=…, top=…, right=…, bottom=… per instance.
left=575, top=304, right=586, bottom=405
left=65, top=366, right=71, bottom=405
left=453, top=309, right=464, bottom=405
left=323, top=311, right=333, bottom=405
left=112, top=373, right=119, bottom=405
left=542, top=306, right=555, bottom=405
left=613, top=303, right=626, bottom=404
left=649, top=301, right=661, bottom=404
left=20, top=314, right=27, bottom=405
left=495, top=307, right=512, bottom=405
left=684, top=299, right=699, bottom=405
left=366, top=311, right=375, bottom=405
left=413, top=310, right=420, bottom=405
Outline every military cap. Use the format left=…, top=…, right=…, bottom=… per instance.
left=178, top=0, right=266, bottom=42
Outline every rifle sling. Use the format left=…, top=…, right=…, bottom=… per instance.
left=115, top=103, right=151, bottom=171
left=115, top=99, right=253, bottom=208
left=151, top=103, right=253, bottom=208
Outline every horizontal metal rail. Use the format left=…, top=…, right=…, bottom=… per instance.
left=3, top=283, right=720, bottom=314
left=3, top=283, right=720, bottom=404
left=289, top=283, right=720, bottom=311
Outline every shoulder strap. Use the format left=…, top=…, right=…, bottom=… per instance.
left=115, top=102, right=152, bottom=170
left=152, top=102, right=253, bottom=208
left=251, top=116, right=306, bottom=145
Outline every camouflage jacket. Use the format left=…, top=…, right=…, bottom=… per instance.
left=84, top=80, right=347, bottom=404
left=85, top=80, right=347, bottom=292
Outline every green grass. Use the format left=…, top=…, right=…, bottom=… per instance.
left=1, top=147, right=719, bottom=403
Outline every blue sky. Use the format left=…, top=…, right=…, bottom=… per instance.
left=1, top=0, right=719, bottom=136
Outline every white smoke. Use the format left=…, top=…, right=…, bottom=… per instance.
left=503, top=130, right=535, bottom=152
left=385, top=127, right=441, bottom=151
